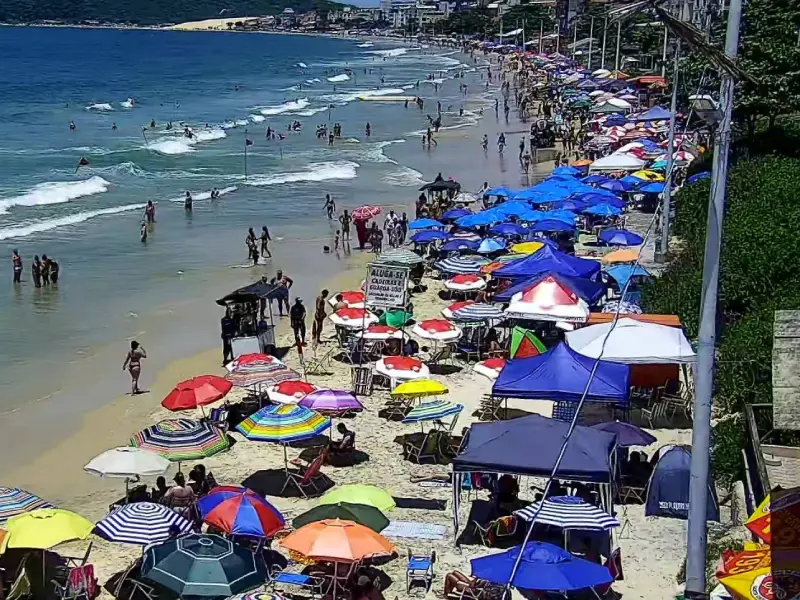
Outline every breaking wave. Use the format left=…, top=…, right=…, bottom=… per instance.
left=0, top=176, right=111, bottom=215
left=246, top=161, right=359, bottom=186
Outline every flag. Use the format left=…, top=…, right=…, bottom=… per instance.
left=75, top=157, right=89, bottom=173
left=245, top=138, right=253, bottom=146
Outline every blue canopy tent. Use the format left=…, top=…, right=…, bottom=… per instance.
left=410, top=230, right=448, bottom=244
left=441, top=207, right=472, bottom=221
left=440, top=238, right=480, bottom=253
left=634, top=106, right=672, bottom=121
left=493, top=246, right=601, bottom=281
left=409, top=218, right=444, bottom=230
left=490, top=222, right=528, bottom=238
left=495, top=272, right=607, bottom=305
left=645, top=445, right=720, bottom=521
left=492, top=342, right=630, bottom=405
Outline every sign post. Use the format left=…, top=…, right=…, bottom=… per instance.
left=365, top=264, right=410, bottom=309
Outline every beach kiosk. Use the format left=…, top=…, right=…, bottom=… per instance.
left=217, top=279, right=282, bottom=358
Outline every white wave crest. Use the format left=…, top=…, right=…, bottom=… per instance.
left=305, top=78, right=321, bottom=84
left=247, top=161, right=359, bottom=187
left=382, top=166, right=425, bottom=187
left=327, top=74, right=350, bottom=83
left=259, top=98, right=310, bottom=116
left=0, top=203, right=146, bottom=241
left=250, top=114, right=266, bottom=123
left=0, top=176, right=111, bottom=215
left=120, top=98, right=135, bottom=109
left=356, top=42, right=374, bottom=48
left=368, top=48, right=407, bottom=57
left=358, top=140, right=404, bottom=164
left=296, top=62, right=308, bottom=68
left=148, top=129, right=226, bottom=154
left=296, top=107, right=330, bottom=117
left=86, top=103, right=114, bottom=111
left=169, top=186, right=238, bottom=202
left=321, top=88, right=405, bottom=105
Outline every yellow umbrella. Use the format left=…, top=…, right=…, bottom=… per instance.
left=390, top=379, right=448, bottom=398
left=2, top=509, right=93, bottom=550
left=717, top=546, right=772, bottom=600
left=510, top=241, right=544, bottom=255
left=745, top=486, right=800, bottom=544
left=631, top=170, right=665, bottom=182
left=601, top=248, right=640, bottom=264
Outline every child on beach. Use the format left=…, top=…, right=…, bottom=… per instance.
left=334, top=230, right=341, bottom=252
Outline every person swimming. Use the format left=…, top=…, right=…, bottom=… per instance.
left=112, top=122, right=118, bottom=131
left=150, top=119, right=156, bottom=129
left=69, top=121, right=76, bottom=132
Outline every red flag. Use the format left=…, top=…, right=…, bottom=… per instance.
left=245, top=138, right=253, bottom=146
left=75, top=157, right=89, bottom=173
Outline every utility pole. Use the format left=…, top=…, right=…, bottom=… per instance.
left=661, top=26, right=668, bottom=77
left=614, top=20, right=621, bottom=71
left=601, top=16, right=607, bottom=69
left=539, top=19, right=544, bottom=53
left=656, top=40, right=680, bottom=263
left=555, top=20, right=560, bottom=54
left=685, top=0, right=743, bottom=595
left=572, top=21, right=577, bottom=58
left=587, top=16, right=595, bottom=70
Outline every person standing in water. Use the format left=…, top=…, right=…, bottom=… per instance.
left=260, top=226, right=272, bottom=259
left=365, top=122, right=371, bottom=137
left=12, top=249, right=22, bottom=284
left=184, top=191, right=193, bottom=211
left=49, top=257, right=59, bottom=283
left=41, top=255, right=51, bottom=286
left=323, top=194, right=336, bottom=219
left=246, top=228, right=258, bottom=263
left=141, top=220, right=148, bottom=243
left=122, top=340, right=147, bottom=395
left=31, top=255, right=42, bottom=288
left=145, top=200, right=156, bottom=223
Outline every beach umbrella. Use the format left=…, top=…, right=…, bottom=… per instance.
left=444, top=274, right=487, bottom=293
left=236, top=404, right=330, bottom=444
left=373, top=248, right=423, bottom=266
left=581, top=175, right=609, bottom=185
left=598, top=180, right=627, bottom=193
left=591, top=422, right=657, bottom=447
left=267, top=380, right=318, bottom=405
left=198, top=486, right=285, bottom=538
left=161, top=375, right=233, bottom=412
left=408, top=218, right=444, bottom=230
left=95, top=502, right=193, bottom=546
left=470, top=543, right=613, bottom=591
left=511, top=241, right=545, bottom=255
left=280, top=519, right=394, bottom=565
left=84, top=447, right=170, bottom=479
left=745, top=489, right=800, bottom=544
left=300, top=389, right=364, bottom=414
left=293, top=503, right=388, bottom=533
left=717, top=546, right=772, bottom=600
left=496, top=272, right=606, bottom=306
left=505, top=276, right=590, bottom=323
left=551, top=199, right=590, bottom=212
left=687, top=171, right=711, bottom=183
left=142, top=533, right=267, bottom=598
left=477, top=238, right=506, bottom=254
left=0, top=489, right=53, bottom=526
left=226, top=353, right=284, bottom=373
left=515, top=496, right=619, bottom=530
left=490, top=222, right=528, bottom=238
left=552, top=166, right=580, bottom=177
left=496, top=202, right=535, bottom=220
left=411, top=319, right=463, bottom=342
left=640, top=182, right=665, bottom=194
left=351, top=206, right=381, bottom=221
left=225, top=363, right=300, bottom=388
left=619, top=175, right=645, bottom=189
left=451, top=303, right=505, bottom=322
left=441, top=300, right=475, bottom=319
left=441, top=207, right=472, bottom=221
left=474, top=357, right=506, bottom=380
left=630, top=169, right=664, bottom=181
left=390, top=379, right=448, bottom=399
left=420, top=179, right=460, bottom=193
left=532, top=219, right=575, bottom=233
left=452, top=192, right=478, bottom=205
left=436, top=255, right=490, bottom=275
left=355, top=324, right=406, bottom=341
left=485, top=186, right=513, bottom=198
left=328, top=291, right=364, bottom=309
left=130, top=419, right=232, bottom=462
left=329, top=307, right=379, bottom=329
left=605, top=264, right=651, bottom=289
left=456, top=212, right=501, bottom=229
left=319, top=485, right=396, bottom=512
left=411, top=230, right=448, bottom=244
left=599, top=228, right=644, bottom=246
left=601, top=248, right=639, bottom=264
left=3, top=509, right=93, bottom=550
left=375, top=356, right=430, bottom=381
left=481, top=255, right=526, bottom=275
left=542, top=209, right=578, bottom=224
left=402, top=400, right=464, bottom=424
left=440, top=238, right=480, bottom=253
left=583, top=203, right=622, bottom=217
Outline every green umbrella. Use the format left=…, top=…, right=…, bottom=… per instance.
left=292, top=502, right=389, bottom=533
left=319, top=484, right=396, bottom=512
left=379, top=310, right=412, bottom=328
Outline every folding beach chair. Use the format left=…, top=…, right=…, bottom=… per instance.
left=281, top=452, right=328, bottom=498
left=270, top=566, right=324, bottom=598
left=404, top=430, right=442, bottom=464
left=475, top=395, right=504, bottom=421
left=0, top=556, right=30, bottom=600
left=305, top=345, right=336, bottom=376
left=406, top=549, right=436, bottom=594
left=472, top=515, right=518, bottom=546
left=383, top=395, right=414, bottom=420
left=52, top=564, right=97, bottom=600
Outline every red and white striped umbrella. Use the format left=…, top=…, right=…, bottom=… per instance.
left=442, top=300, right=475, bottom=319
left=352, top=206, right=382, bottom=221
left=505, top=276, right=590, bottom=323
left=355, top=324, right=406, bottom=341
left=411, top=319, right=463, bottom=342
left=328, top=290, right=365, bottom=309
left=375, top=356, right=430, bottom=381
left=474, top=357, right=507, bottom=380
left=225, top=353, right=283, bottom=373
left=329, top=307, right=379, bottom=329
left=267, top=379, right=319, bottom=405
left=444, top=274, right=486, bottom=292
left=655, top=150, right=695, bottom=163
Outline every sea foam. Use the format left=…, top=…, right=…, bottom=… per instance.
left=327, top=74, right=350, bottom=83
left=259, top=98, right=310, bottom=116
left=148, top=129, right=226, bottom=155
left=0, top=176, right=111, bottom=214
left=247, top=161, right=359, bottom=186
left=0, top=203, right=145, bottom=241
left=86, top=103, right=114, bottom=111
left=369, top=48, right=408, bottom=58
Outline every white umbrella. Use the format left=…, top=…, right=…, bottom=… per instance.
left=444, top=275, right=487, bottom=292
left=355, top=325, right=407, bottom=341
left=565, top=318, right=696, bottom=363
left=504, top=278, right=590, bottom=323
left=588, top=153, right=646, bottom=171
left=267, top=380, right=318, bottom=405
left=375, top=356, right=431, bottom=381
left=474, top=358, right=506, bottom=380
left=411, top=319, right=463, bottom=342
left=588, top=90, right=605, bottom=97
left=84, top=447, right=170, bottom=479
left=329, top=308, right=379, bottom=329
left=453, top=192, right=478, bottom=204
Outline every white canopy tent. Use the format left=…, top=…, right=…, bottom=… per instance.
left=588, top=153, right=646, bottom=172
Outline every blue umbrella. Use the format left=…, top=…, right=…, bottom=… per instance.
left=485, top=186, right=513, bottom=198
left=477, top=238, right=506, bottom=254
left=411, top=230, right=448, bottom=244
left=687, top=171, right=711, bottom=183
left=95, top=503, right=193, bottom=546
left=640, top=182, right=665, bottom=194
left=551, top=199, right=589, bottom=212
left=409, top=218, right=444, bottom=230
left=442, top=207, right=472, bottom=221
left=541, top=210, right=577, bottom=224
left=451, top=303, right=506, bottom=322
left=490, top=222, right=528, bottom=237
left=552, top=166, right=580, bottom=177
left=583, top=203, right=622, bottom=217
left=533, top=219, right=575, bottom=233
left=440, top=238, right=480, bottom=253
left=599, top=228, right=643, bottom=246
left=510, top=188, right=542, bottom=203
left=471, top=543, right=613, bottom=591
left=605, top=264, right=651, bottom=289
left=581, top=175, right=609, bottom=184
left=496, top=202, right=533, bottom=219
left=515, top=208, right=547, bottom=222
left=456, top=211, right=500, bottom=229
left=599, top=180, right=628, bottom=193
left=619, top=175, right=645, bottom=189
left=591, top=421, right=656, bottom=447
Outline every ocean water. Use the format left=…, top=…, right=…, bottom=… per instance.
left=0, top=27, right=494, bottom=454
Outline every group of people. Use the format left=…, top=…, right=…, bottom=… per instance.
left=11, top=249, right=60, bottom=287
left=245, top=226, right=273, bottom=265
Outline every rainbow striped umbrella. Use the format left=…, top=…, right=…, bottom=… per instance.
left=236, top=405, right=330, bottom=443
left=0, top=488, right=54, bottom=525
left=130, top=419, right=232, bottom=462
left=225, top=363, right=300, bottom=388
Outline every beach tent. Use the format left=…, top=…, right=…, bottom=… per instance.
left=217, top=281, right=282, bottom=306
left=645, top=445, right=719, bottom=521
left=492, top=342, right=630, bottom=405
left=504, top=277, right=591, bottom=323
left=492, top=246, right=601, bottom=281
left=509, top=326, right=547, bottom=358
left=566, top=318, right=696, bottom=364
left=495, top=273, right=606, bottom=305
left=634, top=106, right=672, bottom=121
left=588, top=154, right=646, bottom=172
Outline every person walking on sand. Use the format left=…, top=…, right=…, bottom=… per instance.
left=312, top=289, right=329, bottom=345
left=271, top=269, right=294, bottom=317
left=123, top=340, right=147, bottom=395
left=290, top=298, right=307, bottom=346
left=339, top=209, right=352, bottom=241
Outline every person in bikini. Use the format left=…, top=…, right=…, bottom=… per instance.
left=122, top=340, right=147, bottom=395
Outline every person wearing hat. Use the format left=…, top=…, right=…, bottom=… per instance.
left=290, top=297, right=307, bottom=346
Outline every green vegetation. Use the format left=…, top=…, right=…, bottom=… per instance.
left=0, top=0, right=348, bottom=25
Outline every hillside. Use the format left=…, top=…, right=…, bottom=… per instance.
left=0, top=0, right=349, bottom=25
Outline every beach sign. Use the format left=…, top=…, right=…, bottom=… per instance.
left=365, top=264, right=409, bottom=309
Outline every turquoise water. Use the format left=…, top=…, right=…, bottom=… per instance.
left=0, top=27, right=500, bottom=436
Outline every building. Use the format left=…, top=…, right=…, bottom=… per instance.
left=381, top=0, right=450, bottom=29
left=280, top=8, right=297, bottom=27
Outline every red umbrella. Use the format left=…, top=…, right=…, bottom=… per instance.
left=450, top=274, right=482, bottom=284
left=226, top=353, right=281, bottom=372
left=162, top=376, right=233, bottom=411
left=418, top=319, right=457, bottom=333
left=384, top=356, right=424, bottom=371
left=352, top=206, right=381, bottom=221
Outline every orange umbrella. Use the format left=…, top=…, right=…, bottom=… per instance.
left=601, top=248, right=640, bottom=264
left=572, top=159, right=593, bottom=167
left=279, top=519, right=394, bottom=563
